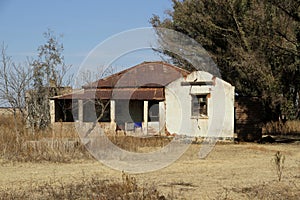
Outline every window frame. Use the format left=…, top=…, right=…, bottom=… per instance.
left=191, top=94, right=208, bottom=118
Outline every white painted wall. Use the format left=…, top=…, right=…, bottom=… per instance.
left=165, top=71, right=234, bottom=138
left=49, top=100, right=55, bottom=123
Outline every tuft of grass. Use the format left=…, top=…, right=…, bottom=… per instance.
left=272, top=151, right=285, bottom=182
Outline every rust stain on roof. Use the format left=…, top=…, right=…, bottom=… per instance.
left=83, top=61, right=190, bottom=89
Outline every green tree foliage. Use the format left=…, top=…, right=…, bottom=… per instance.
left=151, top=0, right=300, bottom=120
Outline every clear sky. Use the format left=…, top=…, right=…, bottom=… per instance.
left=0, top=0, right=172, bottom=70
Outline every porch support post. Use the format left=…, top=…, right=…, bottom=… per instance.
left=159, top=101, right=165, bottom=135
left=143, top=101, right=148, bottom=135
left=78, top=99, right=83, bottom=122
left=49, top=100, right=55, bottom=123
left=110, top=100, right=116, bottom=131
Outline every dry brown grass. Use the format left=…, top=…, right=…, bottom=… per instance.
left=0, top=116, right=90, bottom=163
left=1, top=142, right=299, bottom=199
left=230, top=180, right=300, bottom=200
left=108, top=135, right=173, bottom=153
left=263, top=120, right=300, bottom=136
left=1, top=115, right=300, bottom=199
left=0, top=172, right=166, bottom=200
left=0, top=115, right=174, bottom=162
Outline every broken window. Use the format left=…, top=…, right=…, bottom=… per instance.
left=191, top=95, right=208, bottom=117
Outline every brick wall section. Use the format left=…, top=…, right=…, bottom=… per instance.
left=234, top=97, right=264, bottom=141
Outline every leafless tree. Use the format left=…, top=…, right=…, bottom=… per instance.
left=27, top=30, right=72, bottom=129
left=0, top=43, right=32, bottom=140
left=0, top=43, right=32, bottom=122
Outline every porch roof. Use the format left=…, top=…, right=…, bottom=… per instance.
left=51, top=88, right=164, bottom=100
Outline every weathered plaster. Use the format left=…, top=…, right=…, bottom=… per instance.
left=165, top=71, right=234, bottom=138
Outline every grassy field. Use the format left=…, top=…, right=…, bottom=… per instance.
left=0, top=143, right=299, bottom=199
left=0, top=117, right=299, bottom=199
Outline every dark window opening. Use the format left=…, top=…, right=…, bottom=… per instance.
left=191, top=95, right=208, bottom=117
left=83, top=100, right=110, bottom=122
left=115, top=100, right=144, bottom=130
left=129, top=100, right=144, bottom=122
left=148, top=100, right=159, bottom=122
left=95, top=100, right=111, bottom=122
left=55, top=99, right=78, bottom=122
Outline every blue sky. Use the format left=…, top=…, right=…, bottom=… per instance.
left=0, top=0, right=172, bottom=70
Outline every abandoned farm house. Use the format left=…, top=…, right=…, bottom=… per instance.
left=50, top=61, right=235, bottom=139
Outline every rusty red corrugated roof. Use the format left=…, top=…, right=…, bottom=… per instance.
left=51, top=62, right=190, bottom=100
left=83, top=61, right=190, bottom=89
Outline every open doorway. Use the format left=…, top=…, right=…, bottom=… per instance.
left=115, top=100, right=144, bottom=131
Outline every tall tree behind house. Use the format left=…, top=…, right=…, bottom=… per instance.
left=150, top=0, right=300, bottom=120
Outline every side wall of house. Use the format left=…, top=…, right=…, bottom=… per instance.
left=165, top=71, right=234, bottom=138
